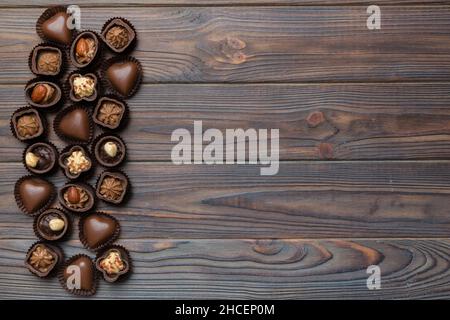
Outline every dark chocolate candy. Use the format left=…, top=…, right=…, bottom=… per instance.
left=95, top=245, right=130, bottom=282
left=35, top=208, right=69, bottom=241
left=94, top=135, right=126, bottom=167
left=106, top=61, right=139, bottom=96
left=15, top=176, right=54, bottom=215
left=80, top=212, right=119, bottom=250
left=24, top=142, right=57, bottom=175
left=55, top=107, right=92, bottom=142
left=62, top=255, right=96, bottom=292
left=26, top=242, right=62, bottom=277
left=41, top=12, right=73, bottom=45
left=59, top=183, right=95, bottom=213
left=96, top=171, right=129, bottom=204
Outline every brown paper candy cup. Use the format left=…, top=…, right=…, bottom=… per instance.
left=36, top=6, right=75, bottom=47
left=93, top=95, right=129, bottom=131
left=25, top=77, right=64, bottom=111
left=92, top=133, right=127, bottom=168
left=58, top=254, right=97, bottom=296
left=101, top=56, right=142, bottom=99
left=14, top=175, right=56, bottom=216
left=28, top=42, right=66, bottom=78
left=25, top=241, right=63, bottom=278
left=58, top=182, right=96, bottom=214
left=58, top=144, right=94, bottom=180
left=53, top=105, right=94, bottom=144
left=10, top=106, right=46, bottom=142
left=95, top=169, right=130, bottom=205
left=95, top=244, right=132, bottom=283
left=33, top=208, right=70, bottom=242
left=22, top=141, right=58, bottom=175
left=65, top=70, right=100, bottom=104
left=78, top=211, right=121, bottom=252
left=101, top=17, right=137, bottom=54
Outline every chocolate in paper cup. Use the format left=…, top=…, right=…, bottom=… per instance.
left=101, top=17, right=137, bottom=54
left=93, top=95, right=129, bottom=131
left=25, top=241, right=63, bottom=278
left=92, top=133, right=127, bottom=168
left=10, top=106, right=46, bottom=142
left=36, top=6, right=75, bottom=47
left=58, top=182, right=96, bottom=214
left=14, top=175, right=56, bottom=216
left=28, top=42, right=66, bottom=78
left=65, top=70, right=100, bottom=103
left=101, top=56, right=142, bottom=99
left=22, top=141, right=58, bottom=175
left=79, top=211, right=121, bottom=252
left=58, top=254, right=98, bottom=296
left=25, top=77, right=63, bottom=111
left=69, top=30, right=103, bottom=70
left=58, top=144, right=94, bottom=180
left=33, top=208, right=70, bottom=242
left=95, top=169, right=130, bottom=205
left=95, top=244, right=132, bottom=283
left=53, top=105, right=94, bottom=144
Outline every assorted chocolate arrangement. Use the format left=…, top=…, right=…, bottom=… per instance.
left=11, top=6, right=141, bottom=296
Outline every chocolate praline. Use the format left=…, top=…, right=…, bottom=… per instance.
left=93, top=96, right=126, bottom=130
left=11, top=108, right=44, bottom=142
left=25, top=242, right=63, bottom=277
left=70, top=31, right=100, bottom=68
left=25, top=80, right=62, bottom=109
left=95, top=245, right=131, bottom=282
left=14, top=176, right=55, bottom=216
left=96, top=171, right=129, bottom=204
left=30, top=45, right=63, bottom=76
left=34, top=208, right=69, bottom=241
left=59, top=145, right=92, bottom=180
left=94, top=135, right=126, bottom=167
left=101, top=18, right=135, bottom=53
left=79, top=212, right=120, bottom=251
left=23, top=142, right=58, bottom=175
left=104, top=57, right=141, bottom=98
left=59, top=255, right=97, bottom=296
left=54, top=106, right=93, bottom=143
left=37, top=9, right=73, bottom=45
left=68, top=73, right=98, bottom=102
left=59, top=183, right=95, bottom=213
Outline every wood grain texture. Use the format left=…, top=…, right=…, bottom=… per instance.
left=1, top=238, right=450, bottom=299
left=1, top=1, right=448, bottom=7
left=3, top=83, right=450, bottom=161
left=1, top=6, right=450, bottom=83
left=2, top=161, right=450, bottom=239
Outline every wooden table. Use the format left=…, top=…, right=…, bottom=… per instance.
left=1, top=0, right=450, bottom=299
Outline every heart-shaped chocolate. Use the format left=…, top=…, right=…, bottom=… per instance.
left=106, top=61, right=139, bottom=96
left=16, top=177, right=54, bottom=214
left=41, top=12, right=73, bottom=45
left=62, top=255, right=95, bottom=292
left=56, top=108, right=91, bottom=142
left=80, top=213, right=119, bottom=250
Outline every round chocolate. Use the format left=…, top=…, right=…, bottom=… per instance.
left=37, top=9, right=73, bottom=45
left=68, top=72, right=98, bottom=102
left=104, top=57, right=141, bottom=98
left=25, top=80, right=62, bottom=109
left=93, top=96, right=126, bottom=130
left=79, top=212, right=120, bottom=251
left=34, top=208, right=69, bottom=241
left=59, top=183, right=95, bottom=213
left=14, top=176, right=55, bottom=216
left=59, top=145, right=92, bottom=180
left=101, top=18, right=136, bottom=53
left=25, top=241, right=63, bottom=277
left=54, top=106, right=93, bottom=143
left=70, top=31, right=100, bottom=68
left=95, top=245, right=131, bottom=282
left=60, top=255, right=96, bottom=295
left=29, top=45, right=63, bottom=76
left=96, top=171, right=129, bottom=204
left=94, top=135, right=126, bottom=167
left=23, top=142, right=57, bottom=175
left=11, top=107, right=44, bottom=142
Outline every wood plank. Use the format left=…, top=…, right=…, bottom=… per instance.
left=3, top=83, right=450, bottom=162
left=0, top=1, right=447, bottom=7
left=1, top=238, right=450, bottom=299
left=2, top=161, right=450, bottom=239
left=1, top=6, right=450, bottom=83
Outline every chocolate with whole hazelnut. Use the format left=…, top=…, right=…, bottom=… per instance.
left=25, top=81, right=62, bottom=109
left=70, top=31, right=99, bottom=68
left=93, top=134, right=126, bottom=167
left=34, top=208, right=69, bottom=241
left=59, top=183, right=95, bottom=213
left=23, top=142, right=57, bottom=174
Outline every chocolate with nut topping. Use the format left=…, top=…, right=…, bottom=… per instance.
left=35, top=208, right=69, bottom=241
left=24, top=142, right=57, bottom=174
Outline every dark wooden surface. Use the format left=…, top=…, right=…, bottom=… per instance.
left=1, top=1, right=450, bottom=299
